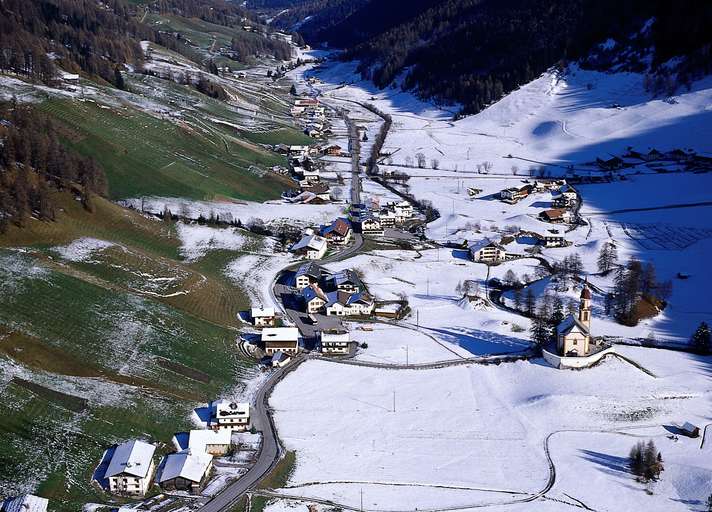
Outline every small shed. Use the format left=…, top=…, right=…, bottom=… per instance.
left=680, top=422, right=700, bottom=438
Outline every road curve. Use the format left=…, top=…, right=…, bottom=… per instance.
left=196, top=357, right=305, bottom=512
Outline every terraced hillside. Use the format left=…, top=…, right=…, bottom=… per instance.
left=0, top=193, right=269, bottom=510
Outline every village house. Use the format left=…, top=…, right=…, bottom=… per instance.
left=533, top=179, right=565, bottom=192
left=291, top=234, right=328, bottom=259
left=294, top=262, right=324, bottom=290
left=468, top=239, right=507, bottom=264
left=158, top=451, right=213, bottom=493
left=209, top=400, right=250, bottom=431
left=359, top=216, right=384, bottom=236
left=552, top=196, right=572, bottom=209
left=384, top=200, right=414, bottom=223
left=377, top=209, right=397, bottom=228
left=541, top=230, right=566, bottom=247
left=294, top=98, right=319, bottom=107
left=302, top=284, right=328, bottom=314
left=1, top=495, right=48, bottom=512
left=596, top=156, right=624, bottom=170
left=104, top=440, right=156, bottom=496
left=302, top=168, right=321, bottom=183
left=324, top=144, right=342, bottom=156
left=320, top=218, right=352, bottom=245
left=500, top=184, right=533, bottom=203
left=329, top=269, right=364, bottom=294
left=556, top=286, right=592, bottom=356
left=251, top=306, right=276, bottom=327
left=320, top=329, right=352, bottom=355
left=325, top=290, right=374, bottom=316
left=559, top=184, right=578, bottom=202
left=643, top=148, right=663, bottom=161
left=374, top=303, right=402, bottom=319
left=262, top=327, right=300, bottom=355
left=188, top=429, right=231, bottom=456
left=540, top=208, right=574, bottom=223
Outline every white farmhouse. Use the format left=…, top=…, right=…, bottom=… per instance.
left=291, top=234, right=328, bottom=259
left=104, top=440, right=156, bottom=496
left=320, top=330, right=352, bottom=355
left=210, top=400, right=250, bottom=431
left=251, top=306, right=276, bottom=327
left=468, top=239, right=507, bottom=263
left=188, top=429, right=232, bottom=456
left=262, top=327, right=300, bottom=355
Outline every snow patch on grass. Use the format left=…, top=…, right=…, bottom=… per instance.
left=176, top=222, right=247, bottom=261
left=53, top=237, right=116, bottom=262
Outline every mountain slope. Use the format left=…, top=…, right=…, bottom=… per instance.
left=295, top=0, right=712, bottom=115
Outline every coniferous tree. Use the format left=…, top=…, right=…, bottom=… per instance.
left=525, top=288, right=536, bottom=317
left=530, top=303, right=551, bottom=345
left=692, top=322, right=711, bottom=354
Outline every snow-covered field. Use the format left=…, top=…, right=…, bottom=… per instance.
left=270, top=352, right=711, bottom=511
left=120, top=196, right=345, bottom=229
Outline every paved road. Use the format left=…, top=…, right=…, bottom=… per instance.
left=196, top=359, right=303, bottom=512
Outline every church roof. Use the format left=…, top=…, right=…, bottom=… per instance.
left=580, top=285, right=591, bottom=299
left=557, top=314, right=590, bottom=336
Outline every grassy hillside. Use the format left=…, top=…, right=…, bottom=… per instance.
left=0, top=192, right=265, bottom=510
left=40, top=99, right=287, bottom=202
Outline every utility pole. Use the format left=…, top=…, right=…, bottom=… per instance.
left=405, top=345, right=409, bottom=365
left=416, top=310, right=419, bottom=329
left=392, top=390, right=396, bottom=412
left=360, top=488, right=364, bottom=512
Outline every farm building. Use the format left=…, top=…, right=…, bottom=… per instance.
left=294, top=262, right=324, bottom=290
left=320, top=218, right=352, bottom=245
left=291, top=234, right=328, bottom=260
left=320, top=330, right=352, bottom=355
left=158, top=451, right=213, bottom=493
left=251, top=307, right=276, bottom=327
left=188, top=429, right=232, bottom=456
left=468, top=239, right=507, bottom=263
left=302, top=284, right=328, bottom=314
left=359, top=216, right=384, bottom=236
left=262, top=327, right=300, bottom=355
left=541, top=230, right=566, bottom=247
left=681, top=422, right=700, bottom=438
left=540, top=208, right=573, bottom=223
left=104, top=440, right=156, bottom=496
left=209, top=400, right=250, bottom=432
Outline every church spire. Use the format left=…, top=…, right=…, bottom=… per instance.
left=579, top=280, right=591, bottom=329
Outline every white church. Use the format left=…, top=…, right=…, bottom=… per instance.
left=543, top=283, right=615, bottom=369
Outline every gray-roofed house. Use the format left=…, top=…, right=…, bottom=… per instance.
left=158, top=450, right=213, bottom=493
left=330, top=269, right=364, bottom=294
left=468, top=239, right=506, bottom=263
left=104, top=440, right=157, bottom=496
left=294, top=262, right=324, bottom=290
left=2, top=495, right=48, bottom=512
left=302, top=284, right=328, bottom=314
left=291, top=234, right=328, bottom=259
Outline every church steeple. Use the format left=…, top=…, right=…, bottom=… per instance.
left=578, top=281, right=591, bottom=329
